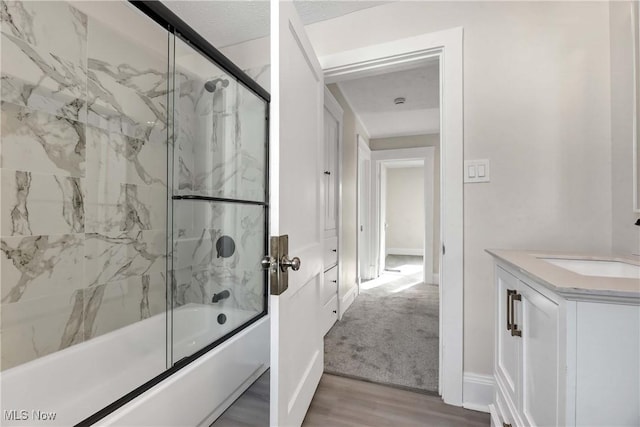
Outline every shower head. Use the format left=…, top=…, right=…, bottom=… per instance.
left=204, top=78, right=230, bottom=93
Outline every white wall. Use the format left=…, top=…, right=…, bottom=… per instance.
left=372, top=135, right=440, bottom=273
left=326, top=84, right=370, bottom=300
left=371, top=134, right=440, bottom=151
left=307, top=1, right=613, bottom=376
left=385, top=166, right=424, bottom=254
left=610, top=1, right=640, bottom=255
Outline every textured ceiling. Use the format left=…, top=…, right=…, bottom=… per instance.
left=163, top=1, right=270, bottom=48
left=163, top=1, right=390, bottom=48
left=295, top=1, right=391, bottom=27
left=338, top=63, right=441, bottom=138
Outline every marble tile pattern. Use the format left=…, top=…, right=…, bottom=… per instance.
left=171, top=201, right=265, bottom=319
left=174, top=41, right=268, bottom=203
left=170, top=53, right=269, bottom=331
left=1, top=0, right=269, bottom=371
left=0, top=1, right=169, bottom=371
left=172, top=55, right=269, bottom=328
left=1, top=0, right=88, bottom=121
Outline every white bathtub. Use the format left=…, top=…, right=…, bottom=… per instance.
left=0, top=304, right=269, bottom=426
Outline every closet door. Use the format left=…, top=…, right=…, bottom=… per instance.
left=323, top=105, right=339, bottom=236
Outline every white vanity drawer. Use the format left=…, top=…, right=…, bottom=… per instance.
left=323, top=236, right=338, bottom=270
left=323, top=266, right=338, bottom=304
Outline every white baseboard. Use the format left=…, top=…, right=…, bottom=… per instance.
left=339, top=285, right=358, bottom=318
left=386, top=247, right=424, bottom=256
left=431, top=273, right=440, bottom=284
left=463, top=372, right=494, bottom=413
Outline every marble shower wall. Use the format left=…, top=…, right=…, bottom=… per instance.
left=0, top=1, right=168, bottom=370
left=172, top=38, right=268, bottom=321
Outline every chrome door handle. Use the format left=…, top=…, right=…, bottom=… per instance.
left=280, top=255, right=301, bottom=272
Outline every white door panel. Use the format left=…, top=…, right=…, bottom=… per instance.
left=495, top=267, right=520, bottom=407
left=323, top=108, right=339, bottom=235
left=270, top=1, right=324, bottom=426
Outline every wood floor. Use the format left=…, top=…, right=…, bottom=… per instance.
left=302, top=374, right=490, bottom=427
left=211, top=371, right=270, bottom=427
left=212, top=371, right=490, bottom=426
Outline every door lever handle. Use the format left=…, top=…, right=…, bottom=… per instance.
left=280, top=255, right=301, bottom=272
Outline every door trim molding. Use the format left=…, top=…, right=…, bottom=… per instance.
left=356, top=135, right=372, bottom=290
left=319, top=27, right=464, bottom=406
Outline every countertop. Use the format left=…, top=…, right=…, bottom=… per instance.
left=486, top=249, right=640, bottom=301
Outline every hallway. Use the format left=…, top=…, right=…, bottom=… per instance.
left=324, top=256, right=439, bottom=393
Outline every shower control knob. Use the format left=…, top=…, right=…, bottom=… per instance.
left=280, top=255, right=301, bottom=272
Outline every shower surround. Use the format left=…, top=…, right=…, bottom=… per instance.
left=0, top=0, right=168, bottom=371
left=1, top=2, right=270, bottom=423
left=0, top=0, right=269, bottom=375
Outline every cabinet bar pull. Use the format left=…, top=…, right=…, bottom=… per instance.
left=510, top=291, right=522, bottom=337
left=506, top=289, right=516, bottom=331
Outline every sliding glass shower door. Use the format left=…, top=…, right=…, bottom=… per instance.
left=169, top=35, right=269, bottom=363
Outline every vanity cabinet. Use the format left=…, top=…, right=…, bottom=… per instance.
left=491, top=262, right=640, bottom=427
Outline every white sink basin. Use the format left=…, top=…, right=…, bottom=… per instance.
left=541, top=258, right=640, bottom=279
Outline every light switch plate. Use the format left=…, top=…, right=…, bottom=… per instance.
left=464, top=159, right=490, bottom=183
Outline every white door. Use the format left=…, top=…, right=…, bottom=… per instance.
left=270, top=1, right=325, bottom=426
left=378, top=164, right=388, bottom=274
left=357, top=139, right=371, bottom=282
left=323, top=107, right=338, bottom=236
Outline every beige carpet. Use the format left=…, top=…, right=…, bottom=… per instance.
left=324, top=256, right=439, bottom=393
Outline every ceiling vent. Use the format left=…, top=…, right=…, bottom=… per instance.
left=394, top=97, right=406, bottom=105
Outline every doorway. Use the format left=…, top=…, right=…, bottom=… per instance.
left=321, top=27, right=463, bottom=404
left=381, top=161, right=427, bottom=279
left=324, top=57, right=442, bottom=393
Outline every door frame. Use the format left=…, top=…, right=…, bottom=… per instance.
left=356, top=135, right=372, bottom=289
left=372, top=147, right=436, bottom=285
left=320, top=27, right=464, bottom=405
